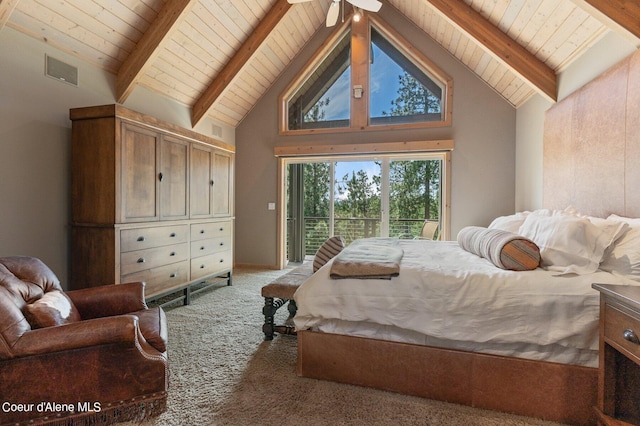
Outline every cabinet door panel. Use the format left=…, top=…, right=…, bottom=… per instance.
left=161, top=136, right=189, bottom=219
left=121, top=123, right=159, bottom=222
left=213, top=152, right=232, bottom=216
left=190, top=144, right=213, bottom=217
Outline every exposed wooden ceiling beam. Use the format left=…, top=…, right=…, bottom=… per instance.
left=191, top=0, right=292, bottom=127
left=116, top=0, right=197, bottom=103
left=572, top=0, right=640, bottom=42
left=0, top=0, right=20, bottom=31
left=424, top=0, right=557, bottom=102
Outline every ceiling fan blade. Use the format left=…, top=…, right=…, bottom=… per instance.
left=287, top=0, right=313, bottom=3
left=326, top=1, right=340, bottom=27
left=346, top=0, right=382, bottom=12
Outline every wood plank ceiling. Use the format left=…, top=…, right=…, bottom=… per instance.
left=1, top=0, right=638, bottom=128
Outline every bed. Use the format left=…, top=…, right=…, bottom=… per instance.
left=293, top=48, right=640, bottom=426
left=295, top=236, right=628, bottom=369
left=294, top=211, right=637, bottom=425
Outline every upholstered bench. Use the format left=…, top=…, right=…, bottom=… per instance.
left=261, top=262, right=314, bottom=340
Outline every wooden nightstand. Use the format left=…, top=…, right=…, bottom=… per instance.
left=592, top=284, right=640, bottom=426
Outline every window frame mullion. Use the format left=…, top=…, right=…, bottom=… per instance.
left=350, top=14, right=371, bottom=130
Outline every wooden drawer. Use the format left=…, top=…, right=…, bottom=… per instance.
left=121, top=225, right=189, bottom=252
left=190, top=251, right=232, bottom=280
left=190, top=235, right=231, bottom=257
left=122, top=261, right=190, bottom=299
left=191, top=220, right=231, bottom=241
left=120, top=243, right=189, bottom=275
left=604, top=303, right=640, bottom=363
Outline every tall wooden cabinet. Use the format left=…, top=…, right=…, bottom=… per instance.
left=70, top=105, right=234, bottom=302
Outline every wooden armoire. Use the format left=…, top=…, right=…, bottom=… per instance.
left=69, top=104, right=234, bottom=303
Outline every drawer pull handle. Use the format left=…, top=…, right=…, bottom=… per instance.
left=137, top=258, right=146, bottom=263
left=137, top=236, right=146, bottom=242
left=200, top=265, right=205, bottom=269
left=623, top=329, right=640, bottom=344
left=200, top=230, right=205, bottom=234
left=219, top=227, right=224, bottom=231
left=170, top=252, right=176, bottom=256
left=170, top=273, right=177, bottom=278
left=219, top=242, right=224, bottom=246
left=170, top=233, right=176, bottom=237
left=200, top=246, right=205, bottom=250
left=219, top=259, right=224, bottom=263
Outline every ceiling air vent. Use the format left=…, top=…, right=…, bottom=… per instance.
left=45, top=55, right=78, bottom=86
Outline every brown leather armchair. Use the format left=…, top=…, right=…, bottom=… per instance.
left=0, top=256, right=168, bottom=425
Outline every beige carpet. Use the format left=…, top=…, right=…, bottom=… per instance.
left=126, top=267, right=567, bottom=426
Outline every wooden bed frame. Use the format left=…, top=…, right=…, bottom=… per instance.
left=298, top=331, right=596, bottom=424
left=296, top=50, right=640, bottom=426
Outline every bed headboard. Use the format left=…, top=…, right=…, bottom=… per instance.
left=543, top=49, right=640, bottom=218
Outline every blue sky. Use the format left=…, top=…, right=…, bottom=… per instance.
left=318, top=44, right=402, bottom=121
left=370, top=45, right=403, bottom=116
left=334, top=160, right=381, bottom=200
left=335, top=160, right=380, bottom=180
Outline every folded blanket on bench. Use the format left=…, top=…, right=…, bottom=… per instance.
left=329, top=238, right=403, bottom=280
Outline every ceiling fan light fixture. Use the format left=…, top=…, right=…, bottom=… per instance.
left=353, top=7, right=362, bottom=22
left=291, top=0, right=381, bottom=27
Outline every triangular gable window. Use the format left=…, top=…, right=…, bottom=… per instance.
left=280, top=14, right=452, bottom=134
left=370, top=27, right=444, bottom=125
left=288, top=30, right=351, bottom=130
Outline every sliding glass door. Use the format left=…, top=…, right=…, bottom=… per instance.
left=333, top=160, right=382, bottom=243
left=388, top=158, right=441, bottom=240
left=285, top=154, right=445, bottom=262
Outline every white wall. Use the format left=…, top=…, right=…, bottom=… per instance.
left=514, top=95, right=552, bottom=211
left=0, top=27, right=234, bottom=287
left=515, top=31, right=637, bottom=212
left=235, top=5, right=517, bottom=267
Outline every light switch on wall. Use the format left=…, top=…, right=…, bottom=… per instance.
left=268, top=203, right=276, bottom=210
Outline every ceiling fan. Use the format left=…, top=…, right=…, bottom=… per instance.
left=287, top=0, right=382, bottom=27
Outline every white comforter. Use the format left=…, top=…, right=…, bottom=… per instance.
left=294, top=240, right=634, bottom=366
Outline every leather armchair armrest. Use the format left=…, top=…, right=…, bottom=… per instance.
left=11, top=315, right=147, bottom=357
left=67, top=282, right=148, bottom=319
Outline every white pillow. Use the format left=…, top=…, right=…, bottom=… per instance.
left=529, top=206, right=579, bottom=217
left=600, top=215, right=640, bottom=280
left=584, top=216, right=629, bottom=259
left=518, top=212, right=616, bottom=274
left=488, top=211, right=529, bottom=233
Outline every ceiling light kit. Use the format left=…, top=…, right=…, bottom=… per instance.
left=287, top=0, right=382, bottom=27
left=353, top=7, right=362, bottom=22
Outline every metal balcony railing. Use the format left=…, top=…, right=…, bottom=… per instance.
left=298, top=217, right=438, bottom=254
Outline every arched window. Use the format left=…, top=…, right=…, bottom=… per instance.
left=287, top=30, right=352, bottom=130
left=369, top=26, right=445, bottom=125
left=280, top=14, right=452, bottom=134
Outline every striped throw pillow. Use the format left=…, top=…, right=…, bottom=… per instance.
left=313, top=236, right=346, bottom=272
left=457, top=226, right=540, bottom=271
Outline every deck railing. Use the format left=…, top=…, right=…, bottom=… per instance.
left=298, top=217, right=438, bottom=254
